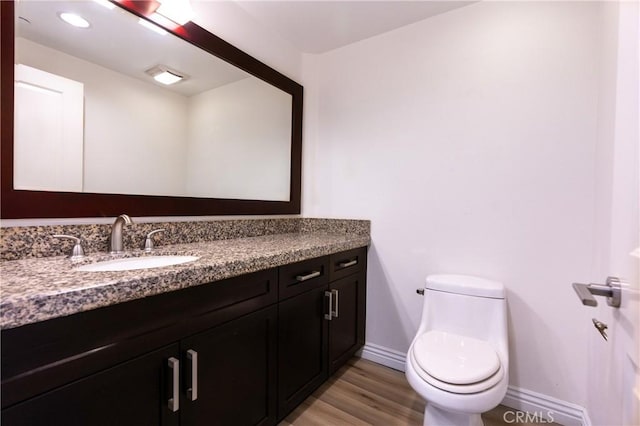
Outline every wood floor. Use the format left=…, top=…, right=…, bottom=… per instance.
left=280, top=357, right=562, bottom=426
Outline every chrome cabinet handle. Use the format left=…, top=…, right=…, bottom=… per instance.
left=167, top=357, right=179, bottom=412
left=331, top=289, right=339, bottom=318
left=338, top=260, right=357, bottom=268
left=324, top=291, right=333, bottom=320
left=186, top=349, right=198, bottom=401
left=144, top=229, right=166, bottom=252
left=52, top=234, right=85, bottom=260
left=296, top=271, right=321, bottom=282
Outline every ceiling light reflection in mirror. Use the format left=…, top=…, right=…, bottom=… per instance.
left=58, top=12, right=91, bottom=28
left=14, top=1, right=293, bottom=202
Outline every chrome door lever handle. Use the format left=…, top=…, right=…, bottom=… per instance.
left=572, top=276, right=621, bottom=308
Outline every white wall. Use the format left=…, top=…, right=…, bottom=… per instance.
left=16, top=38, right=189, bottom=196
left=302, top=1, right=603, bottom=411
left=186, top=77, right=292, bottom=201
left=192, top=1, right=303, bottom=82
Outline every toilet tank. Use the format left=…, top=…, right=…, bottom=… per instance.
left=418, top=275, right=508, bottom=355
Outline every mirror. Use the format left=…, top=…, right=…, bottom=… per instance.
left=0, top=0, right=303, bottom=218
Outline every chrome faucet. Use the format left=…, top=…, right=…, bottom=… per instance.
left=110, top=214, right=133, bottom=254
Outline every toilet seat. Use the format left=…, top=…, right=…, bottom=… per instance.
left=411, top=330, right=504, bottom=394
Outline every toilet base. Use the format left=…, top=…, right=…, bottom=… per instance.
left=423, top=403, right=483, bottom=426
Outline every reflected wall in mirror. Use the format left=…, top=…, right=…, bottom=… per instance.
left=0, top=0, right=303, bottom=218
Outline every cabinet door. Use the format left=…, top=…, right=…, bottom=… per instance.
left=181, top=305, right=278, bottom=426
left=329, top=271, right=367, bottom=374
left=277, top=286, right=329, bottom=419
left=1, top=344, right=180, bottom=426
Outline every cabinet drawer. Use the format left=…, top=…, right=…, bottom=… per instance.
left=278, top=256, right=329, bottom=300
left=329, top=247, right=366, bottom=281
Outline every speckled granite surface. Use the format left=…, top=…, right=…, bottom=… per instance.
left=0, top=218, right=370, bottom=260
left=0, top=232, right=369, bottom=330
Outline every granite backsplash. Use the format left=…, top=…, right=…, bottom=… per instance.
left=0, top=218, right=370, bottom=261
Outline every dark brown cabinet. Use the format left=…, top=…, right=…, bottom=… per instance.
left=328, top=273, right=366, bottom=374
left=328, top=247, right=367, bottom=374
left=1, top=247, right=366, bottom=425
left=276, top=247, right=367, bottom=419
left=277, top=286, right=329, bottom=418
left=181, top=306, right=278, bottom=426
left=2, top=344, right=181, bottom=426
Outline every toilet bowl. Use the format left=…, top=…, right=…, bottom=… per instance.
left=405, top=274, right=509, bottom=426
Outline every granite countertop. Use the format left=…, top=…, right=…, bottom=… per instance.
left=0, top=232, right=369, bottom=330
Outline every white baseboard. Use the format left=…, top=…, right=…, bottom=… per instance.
left=359, top=342, right=591, bottom=426
left=360, top=342, right=407, bottom=372
left=502, top=386, right=591, bottom=426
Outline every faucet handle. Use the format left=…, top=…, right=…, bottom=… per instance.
left=144, top=229, right=166, bottom=252
left=53, top=235, right=86, bottom=260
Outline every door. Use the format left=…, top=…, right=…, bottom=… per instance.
left=586, top=2, right=639, bottom=425
left=1, top=344, right=180, bottom=426
left=13, top=64, right=84, bottom=192
left=180, top=306, right=278, bottom=426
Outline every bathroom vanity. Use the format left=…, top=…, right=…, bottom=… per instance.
left=0, top=228, right=368, bottom=425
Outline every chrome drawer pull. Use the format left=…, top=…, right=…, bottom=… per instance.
left=296, top=271, right=321, bottom=282
left=186, top=349, right=198, bottom=401
left=331, top=289, right=339, bottom=318
left=324, top=291, right=333, bottom=320
left=168, top=357, right=180, bottom=412
left=338, top=260, right=357, bottom=268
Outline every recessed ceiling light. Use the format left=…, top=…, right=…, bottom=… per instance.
left=58, top=12, right=91, bottom=28
left=138, top=18, right=168, bottom=35
left=145, top=65, right=187, bottom=85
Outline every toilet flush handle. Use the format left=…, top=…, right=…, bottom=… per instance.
left=416, top=288, right=424, bottom=296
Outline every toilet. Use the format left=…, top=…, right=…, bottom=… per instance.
left=406, top=274, right=509, bottom=426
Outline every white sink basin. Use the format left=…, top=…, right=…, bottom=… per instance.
left=75, top=255, right=199, bottom=272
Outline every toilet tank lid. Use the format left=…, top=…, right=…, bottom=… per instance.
left=425, top=274, right=505, bottom=299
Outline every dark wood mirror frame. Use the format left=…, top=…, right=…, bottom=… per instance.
left=0, top=0, right=302, bottom=219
